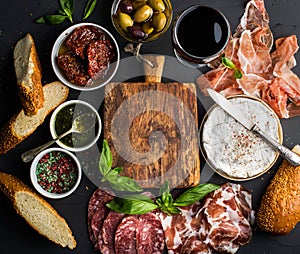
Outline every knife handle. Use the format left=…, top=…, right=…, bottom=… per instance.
left=252, top=125, right=300, bottom=167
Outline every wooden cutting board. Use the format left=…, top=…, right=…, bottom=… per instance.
left=104, top=55, right=200, bottom=188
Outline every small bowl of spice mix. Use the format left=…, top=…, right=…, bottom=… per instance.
left=50, top=99, right=101, bottom=152
left=30, top=147, right=82, bottom=199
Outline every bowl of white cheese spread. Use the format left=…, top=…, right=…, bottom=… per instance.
left=199, top=95, right=283, bottom=181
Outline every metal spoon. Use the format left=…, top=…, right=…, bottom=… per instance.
left=21, top=113, right=97, bottom=163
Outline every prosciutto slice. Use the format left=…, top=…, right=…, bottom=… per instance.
left=196, top=0, right=300, bottom=118
left=197, top=183, right=255, bottom=254
left=159, top=202, right=212, bottom=254
left=159, top=183, right=254, bottom=254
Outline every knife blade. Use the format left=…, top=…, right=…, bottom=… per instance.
left=207, top=88, right=300, bottom=166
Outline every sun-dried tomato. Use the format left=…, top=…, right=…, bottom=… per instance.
left=65, top=25, right=103, bottom=59
left=57, top=52, right=90, bottom=86
left=87, top=39, right=116, bottom=79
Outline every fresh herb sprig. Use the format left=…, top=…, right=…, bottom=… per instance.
left=222, top=56, right=243, bottom=79
left=99, top=140, right=142, bottom=192
left=83, top=0, right=98, bottom=20
left=35, top=0, right=97, bottom=25
left=106, top=181, right=219, bottom=215
left=35, top=0, right=74, bottom=24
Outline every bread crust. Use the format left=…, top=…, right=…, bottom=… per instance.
left=0, top=82, right=69, bottom=155
left=0, top=172, right=76, bottom=249
left=257, top=145, right=300, bottom=234
left=14, top=33, right=44, bottom=115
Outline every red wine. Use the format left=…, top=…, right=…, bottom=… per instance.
left=173, top=5, right=230, bottom=62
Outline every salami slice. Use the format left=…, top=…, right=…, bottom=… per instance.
left=115, top=215, right=139, bottom=254
left=136, top=212, right=165, bottom=254
left=99, top=211, right=126, bottom=254
left=87, top=188, right=114, bottom=250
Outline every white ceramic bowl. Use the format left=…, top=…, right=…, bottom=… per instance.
left=30, top=147, right=82, bottom=199
left=50, top=99, right=101, bottom=152
left=51, top=22, right=120, bottom=91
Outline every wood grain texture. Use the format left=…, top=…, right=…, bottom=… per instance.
left=104, top=82, right=200, bottom=188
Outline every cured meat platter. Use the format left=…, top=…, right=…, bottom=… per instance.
left=0, top=0, right=300, bottom=254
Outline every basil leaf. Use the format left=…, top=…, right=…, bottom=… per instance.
left=113, top=167, right=123, bottom=174
left=159, top=206, right=172, bottom=216
left=106, top=174, right=142, bottom=192
left=35, top=14, right=67, bottom=24
left=35, top=17, right=47, bottom=24
left=156, top=198, right=180, bottom=216
left=159, top=181, right=172, bottom=203
left=222, top=57, right=236, bottom=69
left=173, top=183, right=220, bottom=207
left=234, top=69, right=243, bottom=79
left=99, top=139, right=113, bottom=176
left=106, top=197, right=158, bottom=214
left=118, top=194, right=154, bottom=202
left=83, top=0, right=97, bottom=19
left=165, top=205, right=181, bottom=215
left=58, top=8, right=66, bottom=15
left=60, top=0, right=74, bottom=22
left=159, top=181, right=170, bottom=196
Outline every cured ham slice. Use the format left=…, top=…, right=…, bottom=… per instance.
left=271, top=35, right=300, bottom=104
left=159, top=202, right=212, bottom=254
left=196, top=0, right=300, bottom=118
left=197, top=183, right=255, bottom=254
left=159, top=183, right=254, bottom=254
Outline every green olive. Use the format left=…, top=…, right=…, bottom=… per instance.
left=148, top=0, right=165, bottom=12
left=142, top=22, right=154, bottom=34
left=118, top=12, right=134, bottom=31
left=152, top=12, right=167, bottom=32
left=132, top=0, right=145, bottom=10
left=134, top=5, right=153, bottom=23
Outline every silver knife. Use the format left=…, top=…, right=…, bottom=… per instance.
left=207, top=88, right=300, bottom=166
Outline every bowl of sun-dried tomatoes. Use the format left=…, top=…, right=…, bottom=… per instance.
left=51, top=22, right=120, bottom=91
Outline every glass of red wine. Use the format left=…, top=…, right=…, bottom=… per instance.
left=172, top=5, right=231, bottom=68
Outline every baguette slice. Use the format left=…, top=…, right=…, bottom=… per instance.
left=0, top=81, right=69, bottom=155
left=0, top=172, right=76, bottom=249
left=257, top=145, right=300, bottom=234
left=14, top=33, right=44, bottom=115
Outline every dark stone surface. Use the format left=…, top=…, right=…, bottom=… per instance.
left=0, top=0, right=299, bottom=253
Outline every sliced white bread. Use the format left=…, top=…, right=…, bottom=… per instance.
left=14, top=33, right=44, bottom=115
left=0, top=172, right=76, bottom=249
left=0, top=81, right=69, bottom=155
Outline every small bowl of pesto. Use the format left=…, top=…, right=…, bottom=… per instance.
left=50, top=100, right=101, bottom=152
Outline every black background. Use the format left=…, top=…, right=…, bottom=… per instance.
left=0, top=0, right=300, bottom=253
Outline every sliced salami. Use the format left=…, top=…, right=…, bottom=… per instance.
left=115, top=215, right=139, bottom=254
left=99, top=210, right=126, bottom=254
left=136, top=212, right=165, bottom=254
left=87, top=188, right=114, bottom=250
